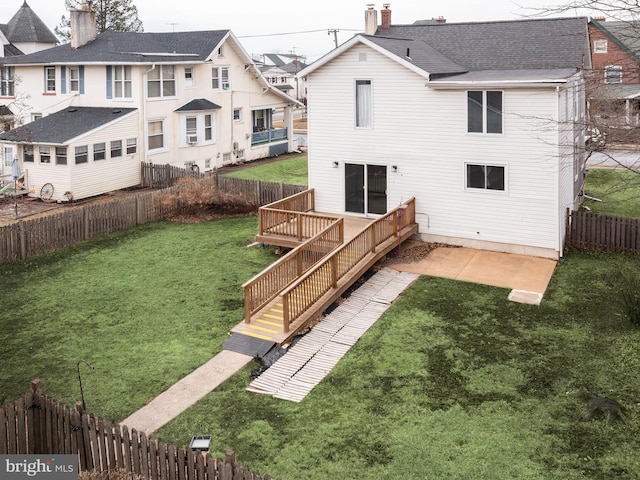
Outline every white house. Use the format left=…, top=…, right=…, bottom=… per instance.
left=297, top=6, right=591, bottom=259
left=0, top=3, right=301, bottom=202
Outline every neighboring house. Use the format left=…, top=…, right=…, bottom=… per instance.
left=257, top=53, right=308, bottom=103
left=587, top=18, right=640, bottom=127
left=0, top=4, right=300, bottom=202
left=298, top=6, right=590, bottom=259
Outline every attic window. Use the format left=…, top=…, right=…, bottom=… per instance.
left=359, top=53, right=367, bottom=62
left=593, top=39, right=608, bottom=54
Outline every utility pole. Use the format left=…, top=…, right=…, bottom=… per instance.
left=328, top=29, right=340, bottom=49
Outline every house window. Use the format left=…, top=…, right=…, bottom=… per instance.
left=0, top=66, right=14, bottom=96
left=466, top=164, right=505, bottom=191
left=94, top=142, right=106, bottom=161
left=253, top=109, right=271, bottom=131
left=44, top=66, right=56, bottom=93
left=55, top=147, right=67, bottom=165
left=468, top=90, right=503, bottom=134
left=212, top=67, right=230, bottom=90
left=110, top=140, right=122, bottom=158
left=147, top=65, right=176, bottom=97
left=31, top=113, right=42, bottom=122
left=75, top=146, right=88, bottom=164
left=126, top=138, right=137, bottom=154
left=113, top=65, right=132, bottom=98
left=69, top=66, right=80, bottom=92
left=355, top=80, right=372, bottom=128
left=40, top=146, right=51, bottom=164
left=593, top=39, right=608, bottom=53
left=148, top=120, right=164, bottom=150
left=605, top=66, right=622, bottom=84
left=24, top=145, right=34, bottom=162
left=233, top=108, right=241, bottom=121
left=186, top=116, right=197, bottom=143
left=184, top=67, right=194, bottom=87
left=204, top=114, right=213, bottom=141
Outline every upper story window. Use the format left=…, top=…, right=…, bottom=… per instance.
left=355, top=80, right=372, bottom=128
left=69, top=67, right=80, bottom=92
left=1, top=66, right=15, bottom=97
left=61, top=66, right=84, bottom=94
left=212, top=67, right=230, bottom=90
left=594, top=39, right=608, bottom=54
left=605, top=65, right=622, bottom=84
left=468, top=91, right=503, bottom=134
left=114, top=66, right=132, bottom=98
left=44, top=66, right=56, bottom=93
left=148, top=65, right=176, bottom=98
left=184, top=67, right=194, bottom=87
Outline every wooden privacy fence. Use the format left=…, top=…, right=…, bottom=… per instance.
left=0, top=175, right=306, bottom=264
left=1, top=380, right=279, bottom=480
left=567, top=209, right=640, bottom=253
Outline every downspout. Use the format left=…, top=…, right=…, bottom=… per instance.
left=143, top=64, right=156, bottom=164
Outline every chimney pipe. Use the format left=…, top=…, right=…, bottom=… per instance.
left=381, top=4, right=391, bottom=30
left=364, top=4, right=377, bottom=35
left=70, top=1, right=97, bottom=50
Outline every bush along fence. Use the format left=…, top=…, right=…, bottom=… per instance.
left=567, top=209, right=640, bottom=254
left=0, top=169, right=306, bottom=264
left=0, top=380, right=279, bottom=480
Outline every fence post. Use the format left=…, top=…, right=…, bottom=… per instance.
left=19, top=220, right=26, bottom=260
left=83, top=206, right=90, bottom=240
left=256, top=180, right=262, bottom=206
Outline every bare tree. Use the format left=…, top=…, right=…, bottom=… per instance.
left=55, top=0, right=144, bottom=41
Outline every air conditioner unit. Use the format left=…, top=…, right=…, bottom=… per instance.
left=187, top=135, right=198, bottom=144
left=222, top=82, right=230, bottom=90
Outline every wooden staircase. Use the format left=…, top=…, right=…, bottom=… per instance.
left=232, top=194, right=418, bottom=345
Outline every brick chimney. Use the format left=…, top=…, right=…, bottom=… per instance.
left=436, top=16, right=446, bottom=24
left=381, top=4, right=392, bottom=30
left=364, top=4, right=378, bottom=35
left=70, top=1, right=96, bottom=50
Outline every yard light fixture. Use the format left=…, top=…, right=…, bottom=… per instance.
left=332, top=161, right=339, bottom=168
left=76, top=359, right=94, bottom=412
left=189, top=435, right=212, bottom=452
left=392, top=165, right=398, bottom=172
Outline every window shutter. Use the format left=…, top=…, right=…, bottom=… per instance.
left=61, top=67, right=67, bottom=94
left=106, top=66, right=113, bottom=99
left=79, top=66, right=85, bottom=94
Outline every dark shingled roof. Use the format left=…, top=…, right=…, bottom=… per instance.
left=0, top=107, right=137, bottom=144
left=5, top=29, right=230, bottom=65
left=364, top=35, right=467, bottom=76
left=375, top=17, right=588, bottom=71
left=2, top=1, right=58, bottom=44
left=174, top=98, right=222, bottom=111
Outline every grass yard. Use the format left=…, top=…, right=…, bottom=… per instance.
left=222, top=155, right=308, bottom=185
left=156, top=250, right=640, bottom=480
left=584, top=168, right=640, bottom=218
left=0, top=216, right=277, bottom=420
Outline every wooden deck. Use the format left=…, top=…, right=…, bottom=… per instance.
left=232, top=195, right=418, bottom=346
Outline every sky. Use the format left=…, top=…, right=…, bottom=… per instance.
left=3, top=0, right=597, bottom=61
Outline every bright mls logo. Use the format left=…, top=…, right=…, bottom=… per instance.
left=1, top=455, right=77, bottom=479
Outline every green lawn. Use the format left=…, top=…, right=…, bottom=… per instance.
left=0, top=216, right=277, bottom=420
left=222, top=155, right=308, bottom=185
left=156, top=250, right=640, bottom=480
left=584, top=168, right=640, bottom=218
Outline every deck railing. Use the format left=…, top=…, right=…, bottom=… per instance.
left=279, top=198, right=416, bottom=332
left=251, top=128, right=288, bottom=145
left=242, top=219, right=344, bottom=322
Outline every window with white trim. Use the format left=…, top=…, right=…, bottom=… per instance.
left=24, top=145, right=34, bottom=163
left=466, top=164, right=505, bottom=191
left=204, top=114, right=213, bottom=141
left=44, top=66, right=56, bottom=93
left=148, top=120, right=165, bottom=150
left=355, top=80, right=372, bottom=128
left=233, top=108, right=242, bottom=122
left=593, top=39, right=608, bottom=53
left=114, top=65, right=132, bottom=98
left=1, top=66, right=15, bottom=96
left=75, top=145, right=88, bottom=164
left=212, top=67, right=230, bottom=90
left=147, top=65, right=176, bottom=97
left=468, top=91, right=503, bottom=134
left=55, top=147, right=67, bottom=165
left=69, top=66, right=80, bottom=92
left=186, top=116, right=197, bottom=143
left=126, top=138, right=137, bottom=154
left=111, top=140, right=122, bottom=158
left=39, top=146, right=51, bottom=164
left=93, top=142, right=106, bottom=161
left=605, top=65, right=622, bottom=84
left=184, top=67, right=194, bottom=87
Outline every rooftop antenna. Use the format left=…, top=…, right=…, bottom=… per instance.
left=167, top=23, right=178, bottom=32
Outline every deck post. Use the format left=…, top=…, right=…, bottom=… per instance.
left=331, top=256, right=338, bottom=288
left=296, top=212, right=303, bottom=240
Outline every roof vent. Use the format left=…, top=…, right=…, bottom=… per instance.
left=68, top=108, right=78, bottom=112
left=112, top=109, right=122, bottom=114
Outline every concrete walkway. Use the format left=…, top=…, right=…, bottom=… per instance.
left=122, top=350, right=253, bottom=435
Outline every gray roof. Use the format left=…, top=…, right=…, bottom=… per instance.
left=174, top=98, right=222, bottom=111
left=4, top=29, right=230, bottom=65
left=0, top=107, right=137, bottom=144
left=1, top=1, right=58, bottom=44
left=591, top=83, right=640, bottom=99
left=364, top=35, right=467, bottom=77
left=429, top=68, right=580, bottom=85
left=590, top=20, right=640, bottom=61
left=376, top=17, right=588, bottom=71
